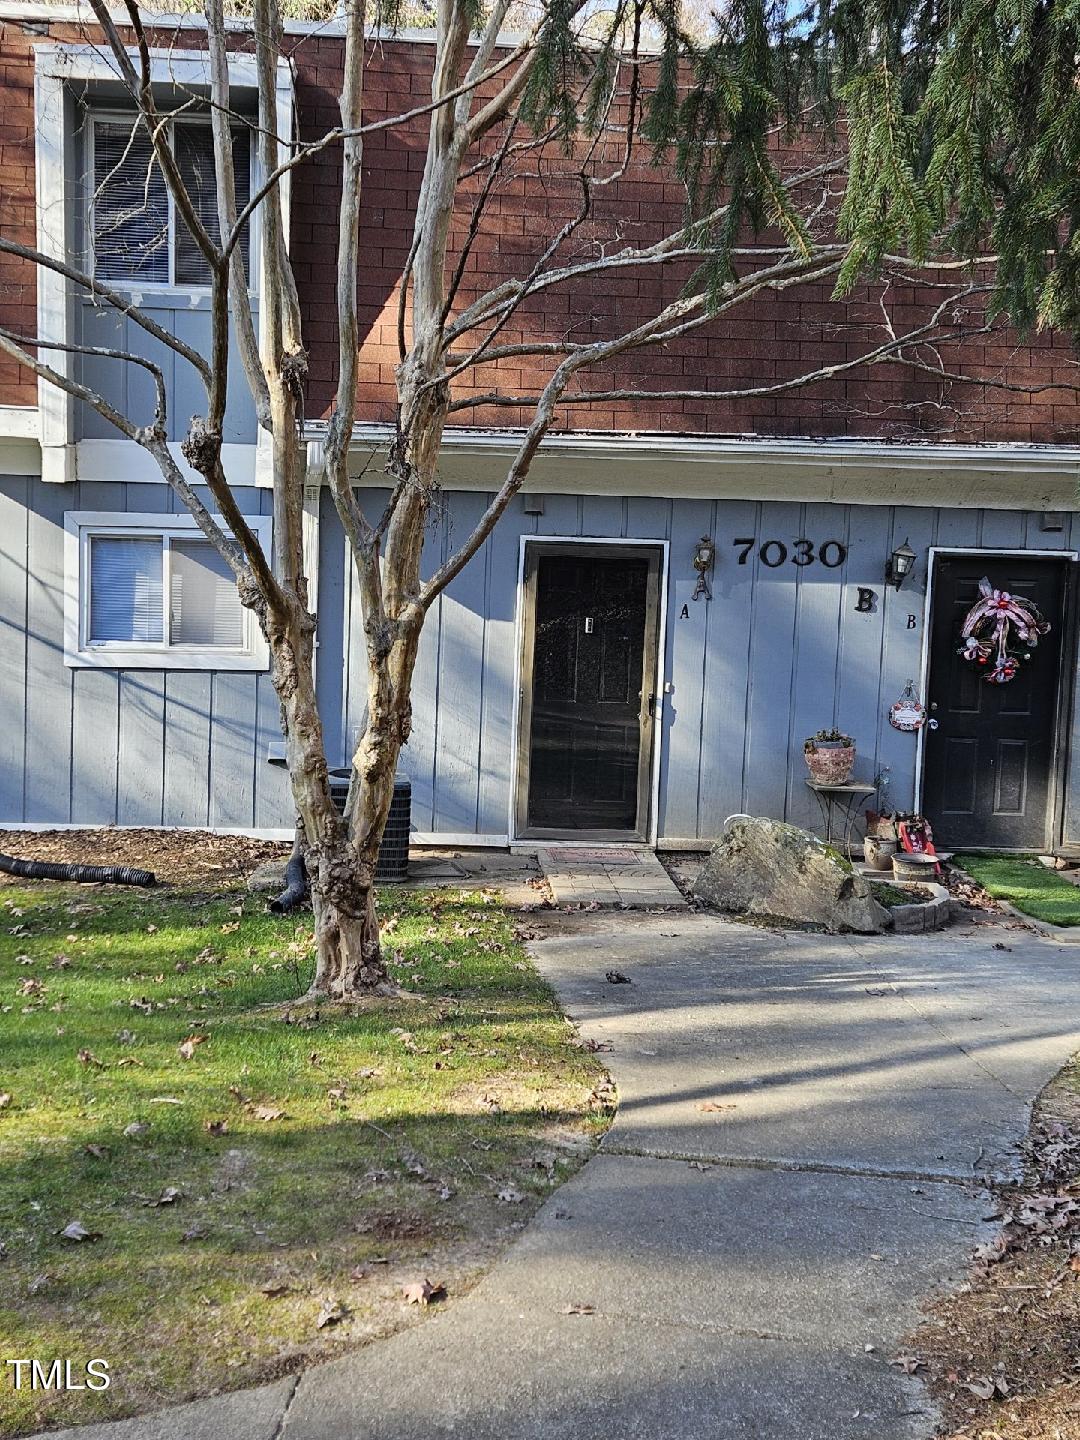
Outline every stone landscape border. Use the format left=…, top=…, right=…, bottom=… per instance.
left=880, top=879, right=953, bottom=934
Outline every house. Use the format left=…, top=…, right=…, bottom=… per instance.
left=1, top=3, right=1079, bottom=856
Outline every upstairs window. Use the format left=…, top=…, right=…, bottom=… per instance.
left=90, top=116, right=252, bottom=288
left=64, top=514, right=270, bottom=670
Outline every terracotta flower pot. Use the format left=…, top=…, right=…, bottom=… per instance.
left=804, top=744, right=855, bottom=785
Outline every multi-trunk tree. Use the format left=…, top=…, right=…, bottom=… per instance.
left=2, top=0, right=1077, bottom=996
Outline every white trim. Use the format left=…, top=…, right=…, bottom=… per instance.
left=35, top=53, right=74, bottom=482
left=32, top=42, right=290, bottom=478
left=326, top=422, right=1080, bottom=509
left=0, top=439, right=43, bottom=476
left=0, top=820, right=295, bottom=842
left=509, top=534, right=670, bottom=848
left=75, top=438, right=258, bottom=486
left=0, top=406, right=41, bottom=441
left=0, top=819, right=514, bottom=849
left=913, top=545, right=1080, bottom=813
left=63, top=509, right=272, bottom=670
left=33, top=41, right=269, bottom=93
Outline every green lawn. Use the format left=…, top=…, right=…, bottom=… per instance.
left=0, top=880, right=609, bottom=1436
left=954, top=853, right=1080, bottom=926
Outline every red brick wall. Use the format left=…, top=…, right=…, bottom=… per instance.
left=1, top=20, right=1076, bottom=444
left=0, top=18, right=41, bottom=407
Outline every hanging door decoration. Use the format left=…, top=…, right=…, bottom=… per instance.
left=958, top=577, right=1051, bottom=685
left=889, top=680, right=927, bottom=731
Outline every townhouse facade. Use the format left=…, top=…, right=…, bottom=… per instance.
left=1, top=3, right=1079, bottom=853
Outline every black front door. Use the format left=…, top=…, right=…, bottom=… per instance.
left=923, top=554, right=1072, bottom=850
left=519, top=546, right=660, bottom=836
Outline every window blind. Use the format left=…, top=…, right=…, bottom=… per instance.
left=88, top=536, right=164, bottom=643
left=92, top=118, right=251, bottom=286
left=92, top=122, right=170, bottom=283
left=174, top=124, right=251, bottom=286
left=169, top=538, right=244, bottom=647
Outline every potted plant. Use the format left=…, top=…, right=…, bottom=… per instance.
left=803, top=729, right=856, bottom=785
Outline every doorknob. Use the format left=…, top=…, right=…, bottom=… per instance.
left=929, top=701, right=938, bottom=711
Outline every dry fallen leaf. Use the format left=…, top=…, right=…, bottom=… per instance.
left=145, top=1186, right=181, bottom=1208
left=965, top=1374, right=1009, bottom=1400
left=254, top=1105, right=286, bottom=1122
left=179, top=1034, right=208, bottom=1061
left=696, top=1101, right=736, bottom=1113
left=123, top=1121, right=149, bottom=1139
left=57, top=1221, right=101, bottom=1243
left=402, top=1278, right=446, bottom=1306
left=84, top=1143, right=107, bottom=1159
left=204, top=1118, right=229, bottom=1136
left=316, top=1298, right=348, bottom=1328
left=563, top=1302, right=596, bottom=1315
left=889, top=1354, right=926, bottom=1375
left=260, top=1281, right=291, bottom=1298
left=77, top=1049, right=106, bottom=1069
left=497, top=1187, right=525, bottom=1204
left=0, top=1092, right=11, bottom=1110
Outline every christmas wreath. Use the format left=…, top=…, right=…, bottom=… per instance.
left=958, top=576, right=1050, bottom=685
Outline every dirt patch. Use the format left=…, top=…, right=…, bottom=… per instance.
left=0, top=827, right=289, bottom=889
left=909, top=1058, right=1080, bottom=1438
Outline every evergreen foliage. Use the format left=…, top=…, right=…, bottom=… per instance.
left=509, top=0, right=1080, bottom=333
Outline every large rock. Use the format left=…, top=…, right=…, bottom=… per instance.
left=692, top=817, right=890, bottom=933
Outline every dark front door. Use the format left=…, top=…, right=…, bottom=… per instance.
left=923, top=554, right=1073, bottom=850
left=518, top=545, right=661, bottom=837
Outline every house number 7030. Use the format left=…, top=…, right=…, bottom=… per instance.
left=732, top=538, right=848, bottom=568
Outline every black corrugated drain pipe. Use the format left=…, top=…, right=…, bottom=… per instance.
left=0, top=853, right=156, bottom=886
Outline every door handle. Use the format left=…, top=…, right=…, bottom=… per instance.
left=646, top=693, right=657, bottom=717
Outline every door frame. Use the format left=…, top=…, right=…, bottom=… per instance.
left=509, top=535, right=669, bottom=847
left=915, top=545, right=1079, bottom=851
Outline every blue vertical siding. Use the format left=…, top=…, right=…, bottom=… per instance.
left=333, top=490, right=1080, bottom=845
left=0, top=475, right=289, bottom=831
left=2, top=471, right=1078, bottom=848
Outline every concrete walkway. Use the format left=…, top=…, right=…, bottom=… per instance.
left=43, top=915, right=1080, bottom=1440
left=538, top=846, right=686, bottom=908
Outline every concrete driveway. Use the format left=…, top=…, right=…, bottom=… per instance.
left=44, top=913, right=1080, bottom=1440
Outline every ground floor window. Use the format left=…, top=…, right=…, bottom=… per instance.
left=64, top=511, right=270, bottom=670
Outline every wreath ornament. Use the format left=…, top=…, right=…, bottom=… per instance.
left=958, top=576, right=1051, bottom=685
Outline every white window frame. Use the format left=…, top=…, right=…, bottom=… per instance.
left=86, top=109, right=258, bottom=296
left=64, top=511, right=271, bottom=671
left=34, top=43, right=293, bottom=483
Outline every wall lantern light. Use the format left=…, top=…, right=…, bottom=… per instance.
left=692, top=535, right=716, bottom=600
left=885, top=539, right=917, bottom=590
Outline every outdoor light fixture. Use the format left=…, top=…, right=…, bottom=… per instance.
left=692, top=535, right=716, bottom=600
left=886, top=539, right=917, bottom=589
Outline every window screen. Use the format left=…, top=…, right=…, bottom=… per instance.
left=88, top=536, right=164, bottom=642
left=169, top=537, right=243, bottom=646
left=92, top=122, right=170, bottom=283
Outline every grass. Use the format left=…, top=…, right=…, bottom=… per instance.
left=0, top=880, right=610, bottom=1437
left=954, top=854, right=1080, bottom=927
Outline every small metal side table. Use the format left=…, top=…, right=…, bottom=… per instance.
left=805, top=781, right=877, bottom=859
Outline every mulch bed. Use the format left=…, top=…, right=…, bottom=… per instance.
left=909, top=1060, right=1080, bottom=1438
left=0, top=828, right=289, bottom=889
